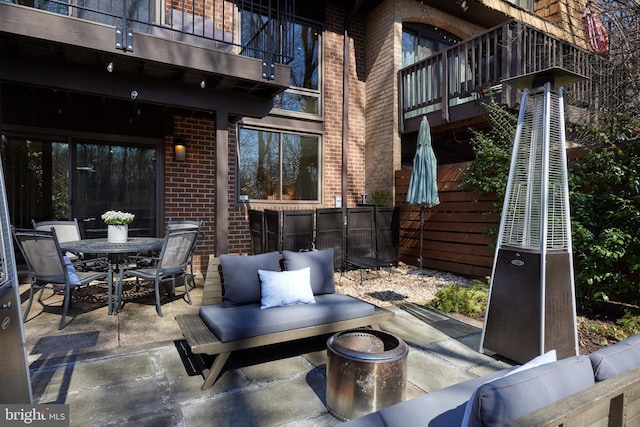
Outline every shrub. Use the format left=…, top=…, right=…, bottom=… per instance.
left=569, top=114, right=640, bottom=307
left=426, top=280, right=489, bottom=316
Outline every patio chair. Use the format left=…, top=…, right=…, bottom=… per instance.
left=168, top=219, right=203, bottom=288
left=125, top=227, right=198, bottom=316
left=32, top=218, right=83, bottom=261
left=13, top=228, right=110, bottom=329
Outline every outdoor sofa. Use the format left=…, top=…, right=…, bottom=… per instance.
left=176, top=248, right=394, bottom=390
left=343, top=332, right=640, bottom=426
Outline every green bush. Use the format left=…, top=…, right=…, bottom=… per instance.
left=569, top=114, right=640, bottom=307
left=426, top=280, right=489, bottom=316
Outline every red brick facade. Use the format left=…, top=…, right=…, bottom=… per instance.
left=165, top=115, right=217, bottom=272
left=162, top=0, right=589, bottom=272
left=169, top=4, right=371, bottom=266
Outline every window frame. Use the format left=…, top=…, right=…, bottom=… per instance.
left=271, top=17, right=323, bottom=119
left=236, top=124, right=322, bottom=205
left=0, top=127, right=164, bottom=236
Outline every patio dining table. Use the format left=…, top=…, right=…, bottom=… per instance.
left=60, top=237, right=163, bottom=315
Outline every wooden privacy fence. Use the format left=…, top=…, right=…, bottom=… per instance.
left=395, top=162, right=500, bottom=277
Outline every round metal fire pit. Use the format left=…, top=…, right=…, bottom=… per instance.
left=326, top=328, right=408, bottom=421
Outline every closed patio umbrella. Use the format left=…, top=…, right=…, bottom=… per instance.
left=407, top=116, right=440, bottom=274
left=583, top=5, right=609, bottom=58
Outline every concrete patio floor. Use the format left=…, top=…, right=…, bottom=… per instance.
left=19, top=274, right=514, bottom=426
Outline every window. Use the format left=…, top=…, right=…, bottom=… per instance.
left=402, top=23, right=460, bottom=67
left=274, top=21, right=320, bottom=115
left=238, top=127, right=319, bottom=202
left=1, top=134, right=159, bottom=236
left=74, top=141, right=158, bottom=237
left=506, top=0, right=533, bottom=11
left=402, top=23, right=466, bottom=115
left=241, top=10, right=321, bottom=116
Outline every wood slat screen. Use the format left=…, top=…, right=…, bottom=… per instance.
left=395, top=162, right=500, bottom=277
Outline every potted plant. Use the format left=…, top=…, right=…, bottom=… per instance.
left=102, top=210, right=135, bottom=243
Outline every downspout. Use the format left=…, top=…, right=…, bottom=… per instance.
left=342, top=23, right=349, bottom=206
left=342, top=0, right=364, bottom=206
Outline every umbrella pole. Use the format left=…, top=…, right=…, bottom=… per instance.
left=419, top=206, right=424, bottom=270
left=409, top=206, right=428, bottom=275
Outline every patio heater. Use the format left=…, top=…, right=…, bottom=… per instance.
left=480, top=67, right=585, bottom=364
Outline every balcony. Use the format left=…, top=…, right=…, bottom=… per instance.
left=400, top=19, right=605, bottom=134
left=0, top=0, right=294, bottom=119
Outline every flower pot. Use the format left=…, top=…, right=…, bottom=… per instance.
left=107, top=224, right=128, bottom=243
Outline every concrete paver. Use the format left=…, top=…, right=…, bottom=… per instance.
left=17, top=275, right=514, bottom=426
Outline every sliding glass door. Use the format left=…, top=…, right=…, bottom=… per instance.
left=74, top=141, right=158, bottom=238
left=0, top=134, right=160, bottom=237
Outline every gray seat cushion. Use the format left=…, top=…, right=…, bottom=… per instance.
left=199, top=293, right=375, bottom=342
left=466, top=355, right=595, bottom=426
left=282, top=248, right=335, bottom=295
left=589, top=333, right=640, bottom=381
left=341, top=367, right=516, bottom=427
left=220, top=251, right=280, bottom=307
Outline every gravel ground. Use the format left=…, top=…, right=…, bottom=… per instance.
left=336, top=263, right=619, bottom=354
left=334, top=262, right=474, bottom=307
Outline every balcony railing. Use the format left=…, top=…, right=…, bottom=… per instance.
left=400, top=19, right=607, bottom=129
left=5, top=0, right=295, bottom=68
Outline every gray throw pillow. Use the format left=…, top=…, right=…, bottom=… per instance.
left=282, top=248, right=335, bottom=295
left=589, top=333, right=640, bottom=381
left=220, top=251, right=280, bottom=307
left=466, top=355, right=594, bottom=426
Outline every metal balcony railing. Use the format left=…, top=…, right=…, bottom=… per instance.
left=4, top=0, right=295, bottom=66
left=399, top=19, right=608, bottom=127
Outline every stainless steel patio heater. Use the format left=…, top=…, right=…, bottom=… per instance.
left=480, top=67, right=585, bottom=364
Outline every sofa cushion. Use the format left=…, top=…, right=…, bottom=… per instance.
left=465, top=355, right=595, bottom=426
left=220, top=251, right=280, bottom=307
left=340, top=367, right=516, bottom=427
left=258, top=268, right=315, bottom=309
left=589, top=333, right=640, bottom=381
left=282, top=248, right=335, bottom=295
left=199, top=293, right=374, bottom=342
left=461, top=350, right=557, bottom=426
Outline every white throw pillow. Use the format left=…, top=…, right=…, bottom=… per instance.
left=258, top=267, right=316, bottom=309
left=460, top=349, right=557, bottom=427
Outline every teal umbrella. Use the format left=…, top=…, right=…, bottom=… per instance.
left=407, top=116, right=440, bottom=272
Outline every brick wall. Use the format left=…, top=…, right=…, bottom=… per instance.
left=364, top=0, right=481, bottom=203
left=165, top=115, right=216, bottom=272
left=323, top=4, right=367, bottom=208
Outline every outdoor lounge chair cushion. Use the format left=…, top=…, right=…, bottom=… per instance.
left=220, top=251, right=280, bottom=307
left=589, top=333, right=640, bottom=381
left=258, top=267, right=315, bottom=309
left=199, top=293, right=375, bottom=342
left=282, top=248, right=335, bottom=295
left=340, top=367, right=516, bottom=427
left=465, top=355, right=595, bottom=426
left=461, top=350, right=557, bottom=426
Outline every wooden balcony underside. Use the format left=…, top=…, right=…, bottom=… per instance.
left=0, top=2, right=291, bottom=118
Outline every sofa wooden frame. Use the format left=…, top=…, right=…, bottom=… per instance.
left=176, top=256, right=394, bottom=390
